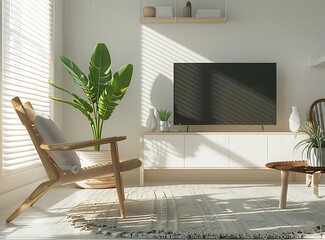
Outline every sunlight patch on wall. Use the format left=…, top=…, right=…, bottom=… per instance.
left=140, top=25, right=211, bottom=126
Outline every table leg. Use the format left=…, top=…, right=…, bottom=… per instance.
left=306, top=174, right=312, bottom=187
left=312, top=172, right=322, bottom=197
left=279, top=170, right=289, bottom=209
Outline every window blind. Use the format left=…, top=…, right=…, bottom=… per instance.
left=2, top=0, right=53, bottom=175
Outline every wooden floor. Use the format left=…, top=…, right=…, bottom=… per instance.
left=0, top=183, right=324, bottom=239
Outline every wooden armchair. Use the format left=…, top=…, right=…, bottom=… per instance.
left=6, top=97, right=142, bottom=223
left=308, top=98, right=325, bottom=132
left=307, top=98, right=325, bottom=195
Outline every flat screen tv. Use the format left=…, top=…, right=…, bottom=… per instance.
left=173, top=63, right=277, bottom=125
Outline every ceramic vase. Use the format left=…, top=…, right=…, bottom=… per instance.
left=289, top=106, right=300, bottom=132
left=309, top=148, right=325, bottom=167
left=146, top=108, right=157, bottom=132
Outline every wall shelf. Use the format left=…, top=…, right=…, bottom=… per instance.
left=139, top=0, right=226, bottom=24
left=139, top=17, right=226, bottom=24
left=310, top=55, right=325, bottom=67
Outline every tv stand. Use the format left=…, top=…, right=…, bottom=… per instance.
left=140, top=132, right=306, bottom=185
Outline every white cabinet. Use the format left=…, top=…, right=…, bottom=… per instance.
left=142, top=132, right=306, bottom=185
left=185, top=134, right=228, bottom=167
left=143, top=132, right=305, bottom=169
left=229, top=135, right=268, bottom=168
left=144, top=135, right=184, bottom=168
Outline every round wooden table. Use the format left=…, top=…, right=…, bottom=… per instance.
left=265, top=160, right=325, bottom=208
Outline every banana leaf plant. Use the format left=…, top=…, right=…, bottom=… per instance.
left=49, top=43, right=133, bottom=150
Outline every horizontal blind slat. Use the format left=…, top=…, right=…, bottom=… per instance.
left=2, top=0, right=53, bottom=175
left=3, top=2, right=53, bottom=47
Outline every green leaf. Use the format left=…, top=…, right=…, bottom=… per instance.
left=89, top=43, right=112, bottom=103
left=156, top=108, right=172, bottom=121
left=98, top=64, right=133, bottom=120
left=111, top=64, right=133, bottom=94
left=60, top=56, right=95, bottom=103
left=49, top=81, right=94, bottom=124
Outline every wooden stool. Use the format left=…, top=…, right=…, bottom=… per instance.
left=266, top=161, right=325, bottom=208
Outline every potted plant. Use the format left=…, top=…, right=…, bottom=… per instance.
left=49, top=43, right=133, bottom=151
left=156, top=108, right=172, bottom=132
left=294, top=121, right=325, bottom=167
left=49, top=43, right=133, bottom=188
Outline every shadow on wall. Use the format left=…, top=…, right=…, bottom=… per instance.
left=140, top=24, right=210, bottom=130
left=150, top=74, right=173, bottom=111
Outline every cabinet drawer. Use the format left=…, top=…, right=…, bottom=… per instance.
left=185, top=135, right=228, bottom=167
left=229, top=135, right=267, bottom=168
left=144, top=135, right=184, bottom=168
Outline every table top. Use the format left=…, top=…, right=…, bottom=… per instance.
left=266, top=161, right=325, bottom=174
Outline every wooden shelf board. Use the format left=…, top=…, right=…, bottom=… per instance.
left=139, top=17, right=175, bottom=24
left=139, top=17, right=226, bottom=24
left=310, top=55, right=325, bottom=67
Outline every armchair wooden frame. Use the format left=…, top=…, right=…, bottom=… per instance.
left=6, top=97, right=141, bottom=223
left=308, top=98, right=325, bottom=131
left=306, top=98, right=325, bottom=194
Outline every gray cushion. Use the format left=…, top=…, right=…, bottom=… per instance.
left=35, top=113, right=81, bottom=174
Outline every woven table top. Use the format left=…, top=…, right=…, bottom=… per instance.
left=266, top=160, right=325, bottom=174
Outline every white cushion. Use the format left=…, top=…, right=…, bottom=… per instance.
left=35, top=113, right=81, bottom=174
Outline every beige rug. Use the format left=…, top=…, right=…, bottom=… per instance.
left=68, top=184, right=325, bottom=239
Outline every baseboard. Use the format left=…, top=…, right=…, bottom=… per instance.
left=143, top=168, right=307, bottom=185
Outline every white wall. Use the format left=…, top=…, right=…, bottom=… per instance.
left=60, top=0, right=325, bottom=183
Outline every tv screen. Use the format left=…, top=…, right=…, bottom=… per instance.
left=173, top=63, right=277, bottom=125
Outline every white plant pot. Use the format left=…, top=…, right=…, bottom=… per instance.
left=75, top=150, right=115, bottom=189
left=308, top=148, right=325, bottom=167
left=159, top=120, right=171, bottom=132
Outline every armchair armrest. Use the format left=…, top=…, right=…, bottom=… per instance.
left=40, top=136, right=126, bottom=151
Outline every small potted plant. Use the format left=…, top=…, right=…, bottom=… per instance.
left=294, top=121, right=325, bottom=167
left=156, top=108, right=172, bottom=132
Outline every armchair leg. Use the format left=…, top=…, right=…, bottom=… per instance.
left=110, top=142, right=126, bottom=218
left=6, top=180, right=56, bottom=223
left=115, top=174, right=126, bottom=218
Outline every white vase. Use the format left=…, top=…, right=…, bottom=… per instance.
left=289, top=106, right=300, bottom=132
left=146, top=108, right=157, bottom=132
left=309, top=148, right=325, bottom=167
